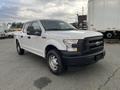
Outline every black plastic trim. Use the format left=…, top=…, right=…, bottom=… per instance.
left=61, top=50, right=105, bottom=66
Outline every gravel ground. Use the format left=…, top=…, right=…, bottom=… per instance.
left=0, top=39, right=120, bottom=90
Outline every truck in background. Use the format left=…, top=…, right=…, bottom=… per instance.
left=88, top=0, right=120, bottom=39
left=6, top=23, right=23, bottom=38
left=0, top=23, right=8, bottom=39
left=78, top=15, right=88, bottom=30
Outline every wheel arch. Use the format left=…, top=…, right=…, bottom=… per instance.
left=45, top=45, right=60, bottom=58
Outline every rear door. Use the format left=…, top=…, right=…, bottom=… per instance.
left=19, top=22, right=32, bottom=50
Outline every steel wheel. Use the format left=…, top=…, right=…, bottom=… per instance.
left=48, top=55, right=59, bottom=71
left=47, top=50, right=67, bottom=75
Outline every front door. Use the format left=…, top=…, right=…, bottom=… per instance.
left=26, top=21, right=44, bottom=56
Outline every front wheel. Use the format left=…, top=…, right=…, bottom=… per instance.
left=16, top=41, right=25, bottom=55
left=47, top=50, right=67, bottom=75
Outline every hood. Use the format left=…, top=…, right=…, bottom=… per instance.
left=45, top=30, right=103, bottom=39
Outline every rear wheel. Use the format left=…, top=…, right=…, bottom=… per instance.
left=47, top=50, right=67, bottom=75
left=105, top=32, right=114, bottom=39
left=16, top=41, right=25, bottom=55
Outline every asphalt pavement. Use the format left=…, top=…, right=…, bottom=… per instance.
left=0, top=39, right=120, bottom=90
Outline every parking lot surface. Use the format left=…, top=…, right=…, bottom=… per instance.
left=0, top=39, right=120, bottom=90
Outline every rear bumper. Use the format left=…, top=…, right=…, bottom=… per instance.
left=61, top=50, right=105, bottom=66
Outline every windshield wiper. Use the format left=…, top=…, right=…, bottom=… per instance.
left=46, top=28, right=76, bottom=31
left=46, top=28, right=60, bottom=30
left=63, top=28, right=77, bottom=30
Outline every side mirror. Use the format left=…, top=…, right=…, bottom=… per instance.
left=34, top=30, right=41, bottom=36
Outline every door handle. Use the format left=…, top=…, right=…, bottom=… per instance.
left=21, top=35, right=23, bottom=38
left=42, top=36, right=46, bottom=39
left=28, top=36, right=31, bottom=39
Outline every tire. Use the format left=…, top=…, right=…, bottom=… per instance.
left=47, top=50, right=67, bottom=75
left=105, top=32, right=114, bottom=39
left=16, top=41, right=25, bottom=55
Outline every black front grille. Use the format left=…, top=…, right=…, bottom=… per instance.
left=77, top=36, right=104, bottom=55
left=87, top=36, right=104, bottom=49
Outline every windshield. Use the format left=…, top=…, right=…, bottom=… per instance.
left=40, top=20, right=77, bottom=31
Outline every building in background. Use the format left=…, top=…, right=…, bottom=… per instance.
left=77, top=15, right=88, bottom=30
left=71, top=22, right=78, bottom=29
left=71, top=15, right=88, bottom=30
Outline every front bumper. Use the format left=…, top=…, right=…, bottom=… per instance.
left=61, top=50, right=105, bottom=66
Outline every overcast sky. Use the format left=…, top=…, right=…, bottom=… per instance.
left=0, top=0, right=88, bottom=23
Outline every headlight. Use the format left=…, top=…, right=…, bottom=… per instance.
left=63, top=39, right=78, bottom=51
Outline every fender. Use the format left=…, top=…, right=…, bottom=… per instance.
left=43, top=39, right=66, bottom=57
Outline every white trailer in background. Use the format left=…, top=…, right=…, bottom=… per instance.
left=88, top=0, right=120, bottom=39
left=0, top=23, right=7, bottom=39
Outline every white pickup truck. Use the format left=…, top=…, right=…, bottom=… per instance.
left=15, top=20, right=105, bottom=75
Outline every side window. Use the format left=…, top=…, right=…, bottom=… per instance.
left=31, top=22, right=41, bottom=32
left=27, top=21, right=42, bottom=36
